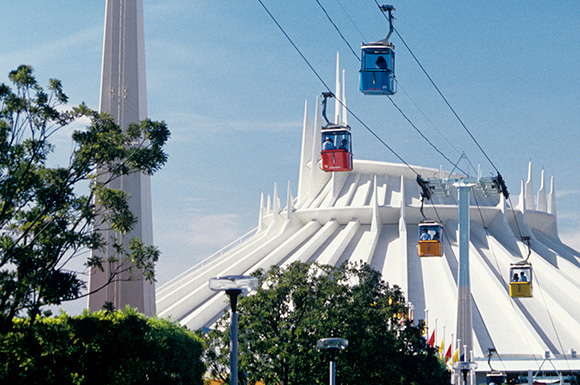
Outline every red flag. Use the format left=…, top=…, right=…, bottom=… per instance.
left=427, top=330, right=435, bottom=347
left=444, top=344, right=452, bottom=363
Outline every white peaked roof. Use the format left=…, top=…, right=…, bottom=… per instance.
left=157, top=74, right=580, bottom=377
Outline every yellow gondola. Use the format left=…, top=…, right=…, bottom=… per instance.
left=509, top=262, right=533, bottom=298
left=417, top=221, right=443, bottom=257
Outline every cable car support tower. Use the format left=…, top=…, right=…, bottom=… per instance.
left=418, top=172, right=509, bottom=384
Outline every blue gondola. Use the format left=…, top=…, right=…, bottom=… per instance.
left=360, top=5, right=397, bottom=96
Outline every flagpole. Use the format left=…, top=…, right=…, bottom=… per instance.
left=425, top=308, right=429, bottom=337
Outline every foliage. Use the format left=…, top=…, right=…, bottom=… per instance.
left=201, top=262, right=449, bottom=385
left=570, top=372, right=580, bottom=385
left=0, top=307, right=205, bottom=385
left=0, top=65, right=170, bottom=331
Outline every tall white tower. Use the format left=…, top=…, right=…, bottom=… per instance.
left=88, top=0, right=155, bottom=316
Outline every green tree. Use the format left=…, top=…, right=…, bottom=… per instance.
left=0, top=65, right=170, bottom=331
left=0, top=307, right=205, bottom=384
left=201, top=262, right=449, bottom=385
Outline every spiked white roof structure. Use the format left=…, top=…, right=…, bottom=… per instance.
left=157, top=61, right=580, bottom=378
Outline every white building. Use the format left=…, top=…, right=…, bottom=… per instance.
left=157, top=69, right=580, bottom=383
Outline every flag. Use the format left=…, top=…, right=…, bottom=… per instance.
left=452, top=348, right=459, bottom=363
left=438, top=337, right=444, bottom=357
left=444, top=344, right=452, bottom=364
left=427, top=330, right=435, bottom=347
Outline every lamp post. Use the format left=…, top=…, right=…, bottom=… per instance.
left=209, top=275, right=258, bottom=385
left=453, top=360, right=478, bottom=385
left=317, top=338, right=348, bottom=385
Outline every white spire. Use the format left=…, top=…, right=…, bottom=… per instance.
left=548, top=175, right=557, bottom=216
left=399, top=175, right=406, bottom=233
left=371, top=176, right=382, bottom=232
left=517, top=180, right=525, bottom=212
left=309, top=96, right=330, bottom=201
left=341, top=69, right=347, bottom=125
left=286, top=181, right=294, bottom=220
left=273, top=182, right=281, bottom=214
left=297, top=100, right=312, bottom=203
left=258, top=192, right=265, bottom=232
left=334, top=51, right=341, bottom=124
left=537, top=169, right=547, bottom=212
left=525, top=161, right=534, bottom=210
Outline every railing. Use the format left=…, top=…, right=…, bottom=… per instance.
left=158, top=226, right=259, bottom=290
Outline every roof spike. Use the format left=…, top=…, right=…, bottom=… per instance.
left=258, top=192, right=265, bottom=232
left=537, top=169, right=547, bottom=212
left=525, top=161, right=534, bottom=210
left=371, top=175, right=382, bottom=232
left=298, top=99, right=312, bottom=203
left=399, top=175, right=407, bottom=232
left=548, top=175, right=557, bottom=217
left=286, top=180, right=294, bottom=220
left=309, top=96, right=330, bottom=201
left=266, top=194, right=272, bottom=215
left=335, top=51, right=341, bottom=123
left=517, top=180, right=525, bottom=212
left=341, top=69, right=347, bottom=125
left=498, top=187, right=506, bottom=211
left=273, top=182, right=281, bottom=214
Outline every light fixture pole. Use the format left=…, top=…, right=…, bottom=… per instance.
left=317, top=338, right=348, bottom=385
left=209, top=275, right=258, bottom=385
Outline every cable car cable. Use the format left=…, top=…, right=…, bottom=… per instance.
left=507, top=195, right=525, bottom=241
left=533, top=262, right=571, bottom=370
left=428, top=200, right=458, bottom=267
left=472, top=191, right=489, bottom=229
left=312, top=1, right=469, bottom=175
left=373, top=1, right=500, bottom=176
left=257, top=0, right=420, bottom=176
left=394, top=24, right=500, bottom=175
left=386, top=95, right=469, bottom=176
left=334, top=0, right=368, bottom=42
left=472, top=193, right=540, bottom=364
left=325, top=0, right=465, bottom=160
left=314, top=0, right=360, bottom=61
left=473, top=193, right=566, bottom=366
left=397, top=82, right=463, bottom=156
left=261, top=3, right=570, bottom=368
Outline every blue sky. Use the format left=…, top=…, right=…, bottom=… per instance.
left=1, top=1, right=579, bottom=311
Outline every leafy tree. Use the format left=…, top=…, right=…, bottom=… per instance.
left=0, top=307, right=205, bottom=384
left=0, top=65, right=170, bottom=331
left=201, top=262, right=449, bottom=385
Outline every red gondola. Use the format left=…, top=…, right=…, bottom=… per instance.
left=320, top=92, right=352, bottom=172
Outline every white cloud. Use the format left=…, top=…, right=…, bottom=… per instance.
left=157, top=111, right=301, bottom=142
left=0, top=27, right=101, bottom=67
left=556, top=190, right=580, bottom=199
left=153, top=210, right=255, bottom=285
left=155, top=211, right=250, bottom=252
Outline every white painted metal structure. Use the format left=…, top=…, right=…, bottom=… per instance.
left=88, top=0, right=156, bottom=316
left=157, top=65, right=580, bottom=378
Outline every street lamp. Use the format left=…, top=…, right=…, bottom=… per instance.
left=317, top=338, right=348, bottom=385
left=453, top=360, right=478, bottom=385
left=209, top=275, right=259, bottom=385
